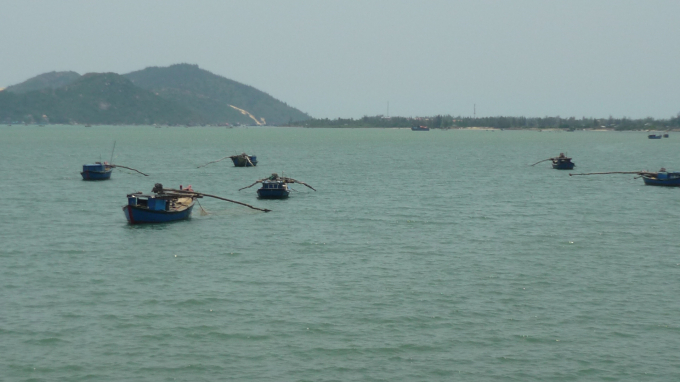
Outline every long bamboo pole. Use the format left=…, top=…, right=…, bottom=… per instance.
left=239, top=181, right=263, bottom=191
left=163, top=188, right=271, bottom=212
left=197, top=155, right=232, bottom=168
left=569, top=171, right=645, bottom=176
left=530, top=158, right=553, bottom=166
left=291, top=180, right=316, bottom=191
left=111, top=164, right=149, bottom=176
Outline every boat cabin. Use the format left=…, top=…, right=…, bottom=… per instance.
left=83, top=163, right=109, bottom=172
left=126, top=192, right=196, bottom=211
left=552, top=153, right=575, bottom=170
left=257, top=180, right=290, bottom=198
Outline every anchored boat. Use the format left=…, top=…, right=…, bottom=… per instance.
left=570, top=168, right=680, bottom=187
left=648, top=134, right=663, bottom=139
left=124, top=183, right=271, bottom=224
left=231, top=153, right=258, bottom=167
left=240, top=173, right=316, bottom=199
left=531, top=153, right=575, bottom=170
left=124, top=184, right=198, bottom=224
left=641, top=169, right=680, bottom=186
left=552, top=153, right=575, bottom=170
left=81, top=162, right=113, bottom=180
left=81, top=142, right=148, bottom=180
left=197, top=152, right=258, bottom=168
left=411, top=125, right=430, bottom=131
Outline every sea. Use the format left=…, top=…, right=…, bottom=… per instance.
left=1, top=126, right=679, bottom=381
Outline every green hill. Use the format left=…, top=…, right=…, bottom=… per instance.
left=124, top=64, right=310, bottom=125
left=0, top=73, right=196, bottom=125
left=5, top=71, right=81, bottom=94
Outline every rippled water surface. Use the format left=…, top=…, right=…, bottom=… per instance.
left=1, top=126, right=680, bottom=381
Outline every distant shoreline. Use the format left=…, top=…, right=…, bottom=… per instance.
left=3, top=123, right=678, bottom=133
left=293, top=126, right=679, bottom=132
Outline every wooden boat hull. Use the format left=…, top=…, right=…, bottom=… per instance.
left=123, top=203, right=194, bottom=224
left=552, top=162, right=575, bottom=170
left=81, top=169, right=113, bottom=180
left=257, top=188, right=289, bottom=199
left=231, top=155, right=258, bottom=167
left=642, top=177, right=680, bottom=187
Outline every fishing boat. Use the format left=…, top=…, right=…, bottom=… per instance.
left=124, top=183, right=271, bottom=224
left=231, top=153, right=258, bottom=167
left=411, top=125, right=430, bottom=131
left=81, top=162, right=113, bottom=180
left=552, top=153, right=575, bottom=170
left=648, top=134, right=662, bottom=139
left=240, top=173, right=316, bottom=199
left=531, top=153, right=575, bottom=170
left=124, top=185, right=197, bottom=224
left=571, top=168, right=680, bottom=187
left=258, top=179, right=290, bottom=198
left=81, top=162, right=148, bottom=180
left=663, top=133, right=670, bottom=138
left=641, top=169, right=680, bottom=186
left=197, top=152, right=257, bottom=168
left=81, top=142, right=149, bottom=181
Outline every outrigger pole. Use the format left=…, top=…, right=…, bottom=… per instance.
left=197, top=153, right=255, bottom=168
left=111, top=164, right=149, bottom=176
left=530, top=158, right=553, bottom=166
left=163, top=188, right=271, bottom=212
left=197, top=155, right=231, bottom=168
left=239, top=176, right=316, bottom=191
left=110, top=141, right=116, bottom=164
left=569, top=171, right=647, bottom=176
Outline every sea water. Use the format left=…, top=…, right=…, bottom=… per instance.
left=1, top=126, right=679, bottom=381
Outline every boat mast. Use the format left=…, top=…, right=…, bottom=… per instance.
left=110, top=141, right=116, bottom=165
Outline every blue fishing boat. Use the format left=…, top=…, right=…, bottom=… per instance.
left=571, top=168, right=680, bottom=187
left=648, top=134, right=662, bottom=139
left=231, top=153, right=258, bottom=167
left=240, top=173, right=316, bottom=199
left=257, top=180, right=290, bottom=198
left=123, top=183, right=270, bottom=224
left=123, top=184, right=198, bottom=224
left=552, top=154, right=575, bottom=170
left=411, top=125, right=430, bottom=131
left=641, top=169, right=680, bottom=187
left=81, top=162, right=113, bottom=180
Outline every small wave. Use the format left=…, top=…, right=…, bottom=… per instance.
left=25, top=337, right=70, bottom=345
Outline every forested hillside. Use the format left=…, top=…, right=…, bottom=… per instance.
left=0, top=73, right=196, bottom=125
left=125, top=64, right=310, bottom=125
left=5, top=71, right=81, bottom=94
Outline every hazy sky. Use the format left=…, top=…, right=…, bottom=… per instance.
left=1, top=0, right=679, bottom=119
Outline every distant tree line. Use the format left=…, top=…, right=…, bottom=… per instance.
left=288, top=114, right=680, bottom=131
